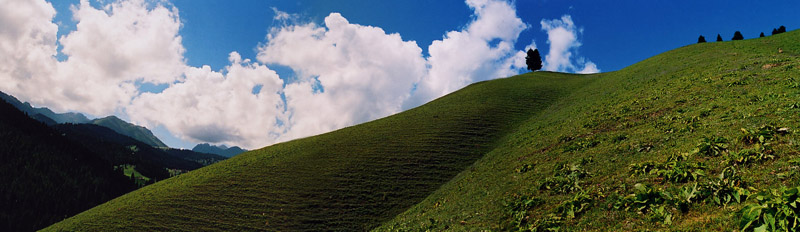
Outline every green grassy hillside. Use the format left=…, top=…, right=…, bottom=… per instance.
left=46, top=30, right=799, bottom=231
left=377, top=30, right=800, bottom=231
left=45, top=71, right=593, bottom=231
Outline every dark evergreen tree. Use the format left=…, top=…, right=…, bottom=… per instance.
left=760, top=32, right=765, bottom=37
left=732, top=31, right=744, bottom=40
left=525, top=48, right=543, bottom=71
left=697, top=35, right=706, bottom=43
left=778, top=25, right=787, bottom=33
left=716, top=34, right=723, bottom=42
left=773, top=28, right=779, bottom=35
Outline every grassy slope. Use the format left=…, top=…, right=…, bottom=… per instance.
left=45, top=72, right=593, bottom=231
left=377, top=31, right=800, bottom=230
left=46, top=30, right=800, bottom=231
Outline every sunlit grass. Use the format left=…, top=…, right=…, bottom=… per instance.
left=46, top=30, right=800, bottom=231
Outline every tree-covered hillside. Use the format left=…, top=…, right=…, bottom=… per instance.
left=0, top=97, right=136, bottom=231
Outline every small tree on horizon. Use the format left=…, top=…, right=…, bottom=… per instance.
left=760, top=32, right=765, bottom=37
left=697, top=35, right=706, bottom=43
left=525, top=48, right=543, bottom=72
left=778, top=25, right=787, bottom=33
left=772, top=28, right=779, bottom=35
left=716, top=34, right=723, bottom=42
left=732, top=31, right=744, bottom=40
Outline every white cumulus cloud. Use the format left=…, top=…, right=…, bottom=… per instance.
left=128, top=52, right=285, bottom=148
left=0, top=0, right=59, bottom=111
left=0, top=0, right=185, bottom=115
left=540, top=15, right=599, bottom=74
left=409, top=0, right=529, bottom=106
left=257, top=13, right=428, bottom=141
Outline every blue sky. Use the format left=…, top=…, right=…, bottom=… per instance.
left=5, top=0, right=799, bottom=149
left=151, top=0, right=799, bottom=73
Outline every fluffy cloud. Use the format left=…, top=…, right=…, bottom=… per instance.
left=60, top=0, right=185, bottom=85
left=0, top=0, right=59, bottom=110
left=258, top=13, right=428, bottom=141
left=0, top=0, right=184, bottom=115
left=540, top=15, right=599, bottom=74
left=410, top=0, right=528, bottom=105
left=128, top=52, right=285, bottom=148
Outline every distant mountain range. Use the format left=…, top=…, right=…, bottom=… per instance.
left=192, top=143, right=246, bottom=157
left=90, top=116, right=167, bottom=148
left=0, top=91, right=90, bottom=124
left=0, top=91, right=167, bottom=147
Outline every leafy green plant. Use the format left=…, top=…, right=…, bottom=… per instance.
left=507, top=195, right=544, bottom=229
left=740, top=125, right=777, bottom=145
left=700, top=167, right=750, bottom=206
left=528, top=214, right=563, bottom=232
left=555, top=191, right=595, bottom=219
left=539, top=177, right=582, bottom=194
left=727, top=144, right=774, bottom=166
left=629, top=162, right=659, bottom=176
left=563, top=139, right=599, bottom=152
left=614, top=183, right=669, bottom=213
left=553, top=161, right=591, bottom=179
left=540, top=160, right=593, bottom=194
left=693, top=136, right=728, bottom=157
left=656, top=160, right=706, bottom=183
left=667, top=183, right=701, bottom=212
left=629, top=153, right=705, bottom=183
left=615, top=183, right=703, bottom=225
left=648, top=205, right=673, bottom=225
left=526, top=190, right=599, bottom=231
left=740, top=186, right=800, bottom=231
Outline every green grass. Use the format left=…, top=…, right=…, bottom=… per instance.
left=377, top=30, right=800, bottom=231
left=118, top=165, right=149, bottom=182
left=45, top=30, right=800, bottom=231
left=116, top=164, right=151, bottom=187
left=45, top=71, right=593, bottom=231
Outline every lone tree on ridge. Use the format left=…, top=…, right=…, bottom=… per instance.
left=716, top=34, right=723, bottom=42
left=697, top=35, right=706, bottom=43
left=760, top=32, right=765, bottom=37
left=525, top=48, right=543, bottom=71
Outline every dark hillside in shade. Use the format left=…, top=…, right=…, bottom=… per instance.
left=53, top=124, right=204, bottom=181
left=0, top=97, right=135, bottom=231
left=90, top=116, right=168, bottom=148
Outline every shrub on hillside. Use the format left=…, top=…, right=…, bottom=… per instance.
left=732, top=31, right=744, bottom=40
